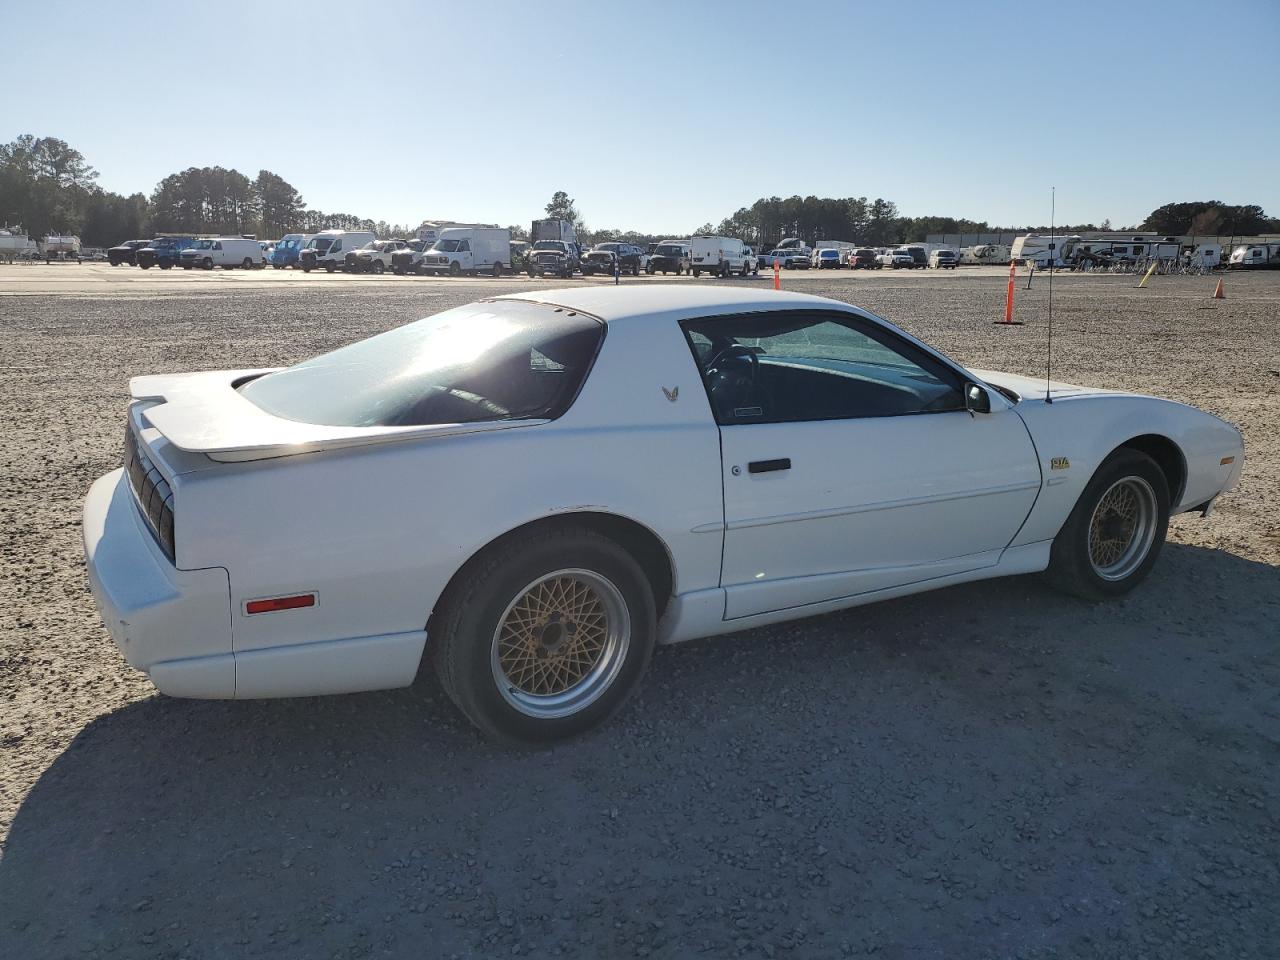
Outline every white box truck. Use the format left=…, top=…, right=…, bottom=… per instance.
left=178, top=237, right=264, bottom=270
left=299, top=229, right=377, bottom=272
left=419, top=227, right=512, bottom=276
left=690, top=236, right=752, bottom=277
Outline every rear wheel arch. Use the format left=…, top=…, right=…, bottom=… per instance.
left=427, top=512, right=676, bottom=637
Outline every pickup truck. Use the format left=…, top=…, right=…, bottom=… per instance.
left=526, top=240, right=580, bottom=279
left=137, top=236, right=198, bottom=269
left=108, top=240, right=150, bottom=266
left=346, top=239, right=409, bottom=274
left=390, top=240, right=430, bottom=275
left=590, top=242, right=644, bottom=276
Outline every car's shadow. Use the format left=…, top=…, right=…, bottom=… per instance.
left=3, top=542, right=1278, bottom=959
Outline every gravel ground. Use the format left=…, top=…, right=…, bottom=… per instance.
left=1, top=269, right=1277, bottom=959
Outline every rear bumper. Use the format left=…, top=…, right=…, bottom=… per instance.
left=84, top=470, right=427, bottom=700
left=83, top=470, right=235, bottom=697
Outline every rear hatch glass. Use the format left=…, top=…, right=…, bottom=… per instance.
left=239, top=301, right=603, bottom=427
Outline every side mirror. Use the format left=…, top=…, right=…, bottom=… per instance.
left=965, top=382, right=991, bottom=415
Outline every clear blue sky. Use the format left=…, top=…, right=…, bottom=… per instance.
left=6, top=0, right=1278, bottom=233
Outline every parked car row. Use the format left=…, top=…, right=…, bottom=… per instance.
left=103, top=223, right=970, bottom=281
left=106, top=235, right=268, bottom=270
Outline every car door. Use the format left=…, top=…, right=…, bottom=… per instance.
left=681, top=309, right=1041, bottom=620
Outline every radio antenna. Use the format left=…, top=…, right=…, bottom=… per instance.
left=1045, top=186, right=1055, bottom=404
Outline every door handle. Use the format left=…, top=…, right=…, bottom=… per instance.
left=747, top=458, right=791, bottom=474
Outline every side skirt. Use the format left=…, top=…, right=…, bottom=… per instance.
left=658, top=541, right=1052, bottom=645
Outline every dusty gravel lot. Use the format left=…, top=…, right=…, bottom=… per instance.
left=1, top=266, right=1277, bottom=959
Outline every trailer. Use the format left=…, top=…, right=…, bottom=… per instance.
left=1228, top=242, right=1280, bottom=269
left=41, top=234, right=82, bottom=262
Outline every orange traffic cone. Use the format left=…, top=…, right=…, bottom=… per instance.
left=1213, top=278, right=1225, bottom=300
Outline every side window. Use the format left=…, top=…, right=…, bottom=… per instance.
left=681, top=311, right=965, bottom=425
left=332, top=242, right=342, bottom=253
left=213, top=241, right=222, bottom=251
left=687, top=330, right=714, bottom=366
left=459, top=240, right=471, bottom=252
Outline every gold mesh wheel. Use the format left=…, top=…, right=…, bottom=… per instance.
left=490, top=569, right=630, bottom=719
left=1088, top=476, right=1158, bottom=581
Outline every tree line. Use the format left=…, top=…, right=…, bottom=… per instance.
left=4, top=133, right=1277, bottom=250
left=0, top=134, right=414, bottom=247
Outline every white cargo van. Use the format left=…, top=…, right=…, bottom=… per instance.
left=179, top=237, right=264, bottom=270
left=299, top=229, right=378, bottom=272
left=690, top=236, right=752, bottom=277
left=419, top=227, right=512, bottom=276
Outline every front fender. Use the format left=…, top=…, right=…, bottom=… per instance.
left=1009, top=395, right=1243, bottom=547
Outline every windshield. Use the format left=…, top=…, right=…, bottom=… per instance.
left=307, top=237, right=333, bottom=252
left=433, top=239, right=462, bottom=253
left=532, top=241, right=564, bottom=251
left=655, top=245, right=684, bottom=256
left=278, top=235, right=302, bottom=250
left=358, top=241, right=379, bottom=251
left=239, top=301, right=604, bottom=428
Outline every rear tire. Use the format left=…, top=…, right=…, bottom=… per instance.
left=492, top=261, right=503, bottom=277
left=242, top=257, right=253, bottom=269
left=1044, top=449, right=1169, bottom=600
left=432, top=526, right=656, bottom=743
left=373, top=260, right=385, bottom=274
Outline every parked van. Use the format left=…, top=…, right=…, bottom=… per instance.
left=299, top=230, right=377, bottom=272
left=690, top=235, right=752, bottom=277
left=179, top=237, right=265, bottom=270
left=269, top=233, right=314, bottom=269
left=419, top=227, right=512, bottom=276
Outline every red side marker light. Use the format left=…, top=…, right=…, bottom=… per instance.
left=245, top=594, right=316, bottom=615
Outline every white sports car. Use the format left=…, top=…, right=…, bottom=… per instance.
left=84, top=288, right=1244, bottom=741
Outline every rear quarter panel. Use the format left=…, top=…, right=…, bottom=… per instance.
left=177, top=315, right=726, bottom=656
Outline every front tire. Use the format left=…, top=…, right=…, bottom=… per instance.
left=373, top=260, right=385, bottom=274
left=432, top=526, right=656, bottom=743
left=1045, top=449, right=1169, bottom=600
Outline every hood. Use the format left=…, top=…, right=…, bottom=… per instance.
left=970, top=369, right=1128, bottom=403
left=131, top=369, right=539, bottom=463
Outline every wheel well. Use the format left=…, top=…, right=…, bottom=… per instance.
left=1117, top=434, right=1186, bottom=505
left=430, top=512, right=675, bottom=627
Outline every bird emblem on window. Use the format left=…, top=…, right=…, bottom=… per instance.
left=662, top=386, right=679, bottom=403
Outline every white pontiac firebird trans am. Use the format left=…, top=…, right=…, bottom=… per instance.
left=83, top=287, right=1244, bottom=741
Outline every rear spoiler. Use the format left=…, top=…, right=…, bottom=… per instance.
left=130, top=369, right=542, bottom=463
